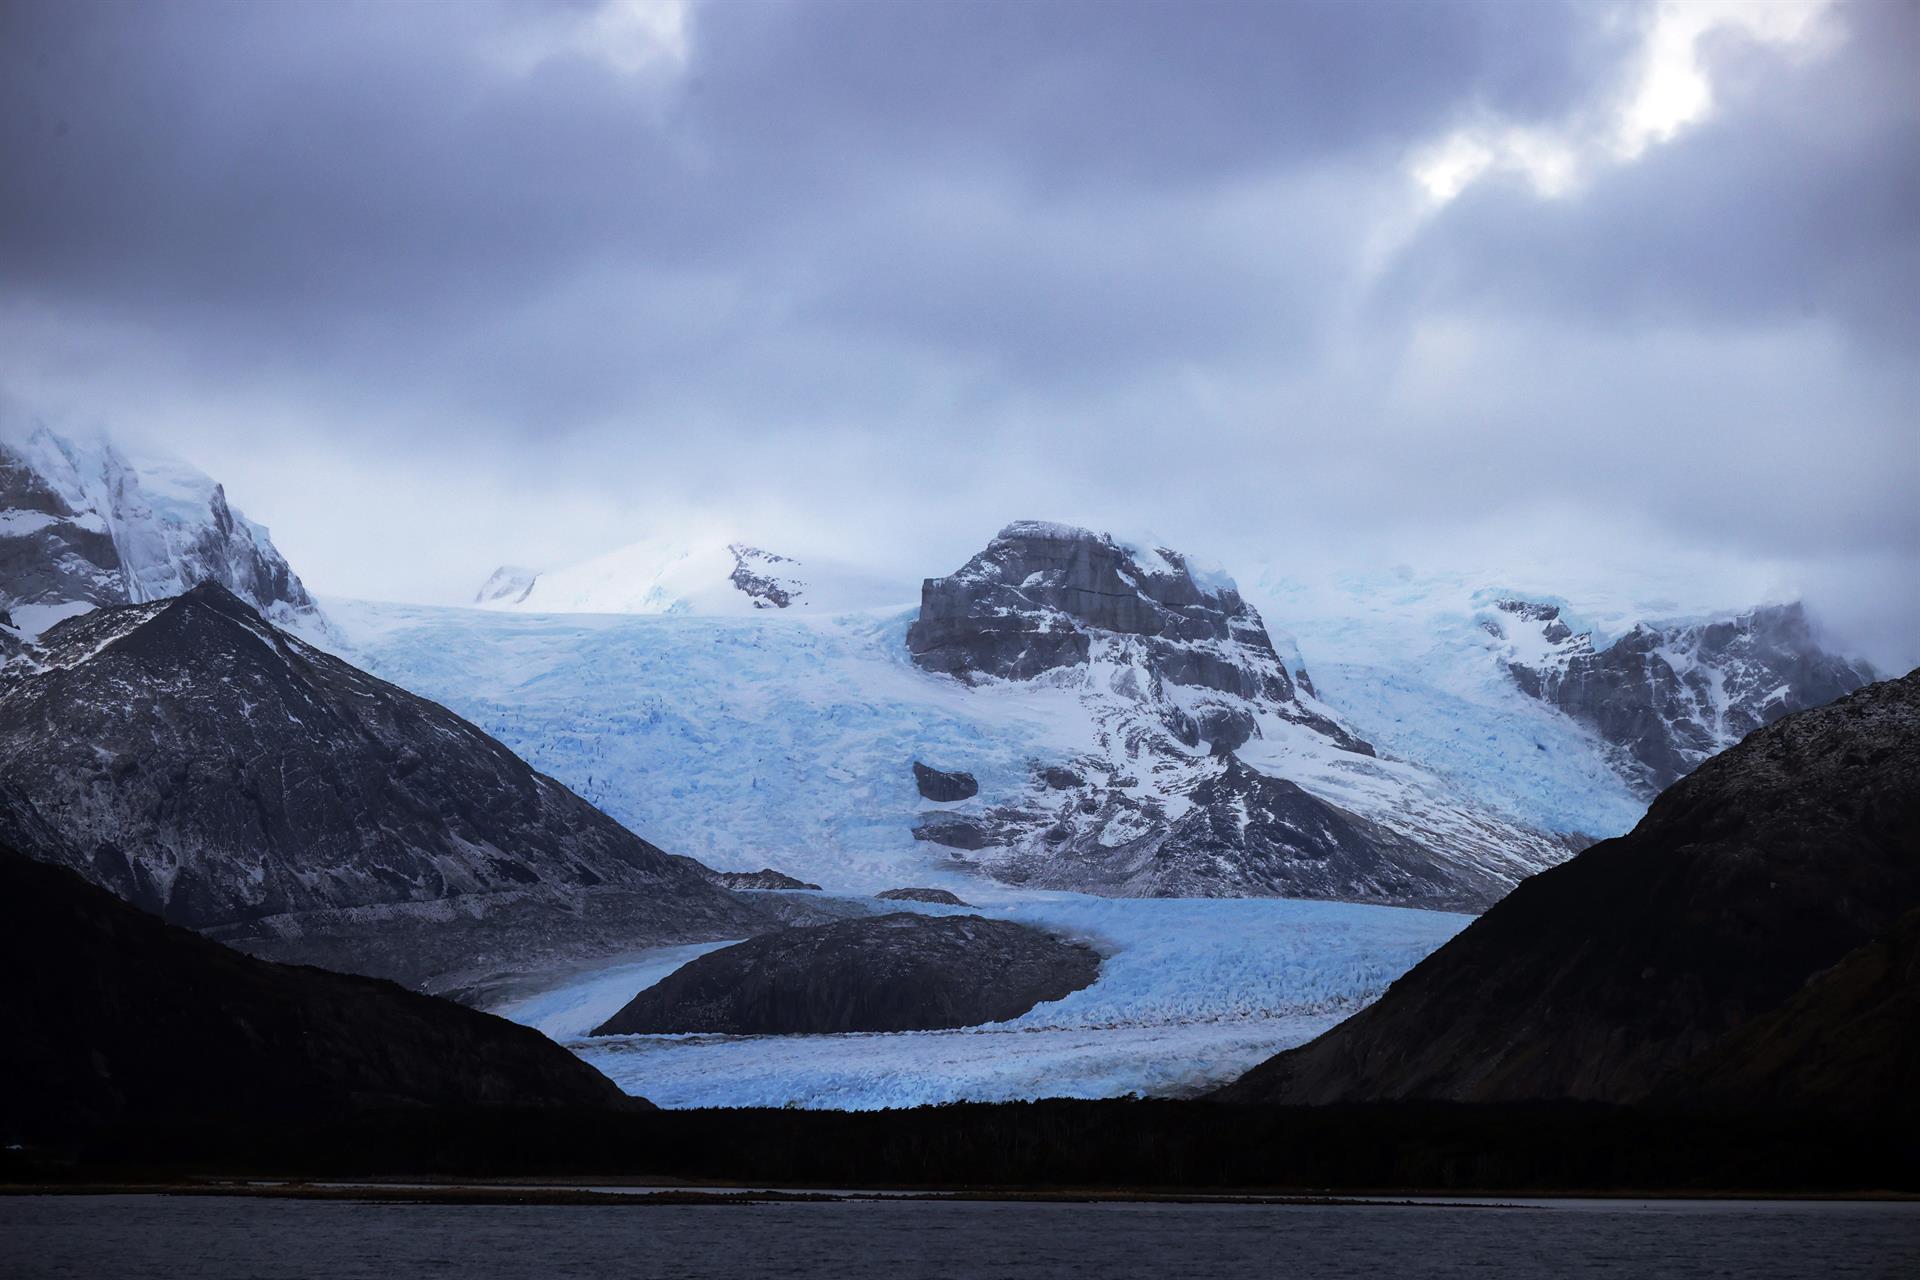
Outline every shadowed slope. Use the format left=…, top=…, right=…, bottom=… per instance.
left=1219, top=671, right=1920, bottom=1105
left=0, top=844, right=638, bottom=1145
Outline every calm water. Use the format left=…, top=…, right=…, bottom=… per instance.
left=3, top=1194, right=1916, bottom=1278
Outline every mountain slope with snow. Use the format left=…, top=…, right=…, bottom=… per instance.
left=0, top=583, right=767, bottom=991
left=477, top=535, right=911, bottom=617
left=1485, top=598, right=1874, bottom=793
left=328, top=528, right=1577, bottom=913
left=0, top=424, right=318, bottom=636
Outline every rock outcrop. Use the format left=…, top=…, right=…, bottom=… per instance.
left=0, top=424, right=318, bottom=635
left=1218, top=671, right=1920, bottom=1107
left=908, top=520, right=1364, bottom=754
left=913, top=761, right=979, bottom=802
left=0, top=843, right=636, bottom=1146
left=475, top=565, right=539, bottom=606
left=0, top=583, right=768, bottom=990
left=709, top=867, right=823, bottom=891
left=876, top=886, right=971, bottom=906
left=1486, top=598, right=1873, bottom=794
left=593, top=913, right=1101, bottom=1035
left=727, top=543, right=805, bottom=609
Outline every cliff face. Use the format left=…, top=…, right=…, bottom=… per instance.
left=908, top=520, right=1361, bottom=753
left=1487, top=598, right=1874, bottom=794
left=0, top=425, right=318, bottom=635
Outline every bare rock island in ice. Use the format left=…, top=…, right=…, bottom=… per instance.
left=593, top=912, right=1101, bottom=1035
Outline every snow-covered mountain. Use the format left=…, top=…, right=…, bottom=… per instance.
left=334, top=524, right=1574, bottom=912
left=1484, top=598, right=1874, bottom=794
left=477, top=536, right=909, bottom=617
left=0, top=424, right=318, bottom=636
left=900, top=522, right=1567, bottom=907
left=0, top=583, right=768, bottom=991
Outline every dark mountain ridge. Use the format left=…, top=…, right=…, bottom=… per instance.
left=0, top=582, right=767, bottom=990
left=0, top=843, right=634, bottom=1147
left=1219, top=669, right=1920, bottom=1107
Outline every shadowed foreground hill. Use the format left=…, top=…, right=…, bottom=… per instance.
left=1218, top=670, right=1920, bottom=1107
left=0, top=844, right=637, bottom=1145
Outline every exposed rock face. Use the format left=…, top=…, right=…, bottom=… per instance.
left=0, top=425, right=318, bottom=635
left=709, top=867, right=823, bottom=891
left=901, top=522, right=1567, bottom=909
left=908, top=520, right=1363, bottom=754
left=727, top=543, right=804, bottom=609
left=986, top=755, right=1504, bottom=904
left=1486, top=598, right=1873, bottom=794
left=913, top=761, right=979, bottom=802
left=593, top=913, right=1101, bottom=1035
left=475, top=565, right=538, bottom=605
left=1218, top=671, right=1920, bottom=1107
left=876, top=886, right=971, bottom=906
left=0, top=583, right=768, bottom=990
left=0, top=843, right=635, bottom=1146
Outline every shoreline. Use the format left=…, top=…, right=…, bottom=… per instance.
left=5, top=1181, right=1917, bottom=1208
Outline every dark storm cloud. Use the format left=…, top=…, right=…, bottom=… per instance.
left=0, top=0, right=1629, bottom=417
left=0, top=0, right=1912, bottom=666
left=1380, top=0, right=1920, bottom=347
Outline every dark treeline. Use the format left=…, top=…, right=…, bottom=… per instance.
left=11, top=1099, right=1915, bottom=1195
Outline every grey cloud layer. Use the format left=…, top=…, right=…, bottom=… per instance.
left=0, top=0, right=1912, bottom=665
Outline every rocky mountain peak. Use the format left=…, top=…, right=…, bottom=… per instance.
left=1485, top=597, right=1874, bottom=794
left=0, top=582, right=766, bottom=990
left=894, top=524, right=1574, bottom=909
left=908, top=520, right=1361, bottom=756
left=0, top=424, right=317, bottom=636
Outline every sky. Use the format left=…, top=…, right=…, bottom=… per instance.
left=1, top=0, right=1915, bottom=666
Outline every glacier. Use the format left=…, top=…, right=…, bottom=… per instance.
left=492, top=893, right=1469, bottom=1108
left=326, top=598, right=1486, bottom=1105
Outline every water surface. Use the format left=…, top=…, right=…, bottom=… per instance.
left=3, top=1194, right=1915, bottom=1278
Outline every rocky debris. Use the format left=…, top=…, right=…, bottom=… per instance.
left=593, top=913, right=1101, bottom=1035
left=913, top=761, right=979, bottom=802
left=0, top=842, right=637, bottom=1146
left=956, top=754, right=1502, bottom=909
left=1219, top=670, right=1920, bottom=1107
left=912, top=812, right=994, bottom=851
left=876, top=887, right=971, bottom=906
left=709, top=867, right=823, bottom=891
left=1487, top=598, right=1873, bottom=794
left=727, top=543, right=804, bottom=609
left=475, top=565, right=539, bottom=606
left=0, top=425, right=318, bottom=634
left=0, top=583, right=769, bottom=989
left=899, top=521, right=1567, bottom=908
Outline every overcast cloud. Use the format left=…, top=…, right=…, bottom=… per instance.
left=1, top=0, right=1913, bottom=666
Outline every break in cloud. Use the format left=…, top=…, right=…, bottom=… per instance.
left=0, top=0, right=1913, bottom=665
